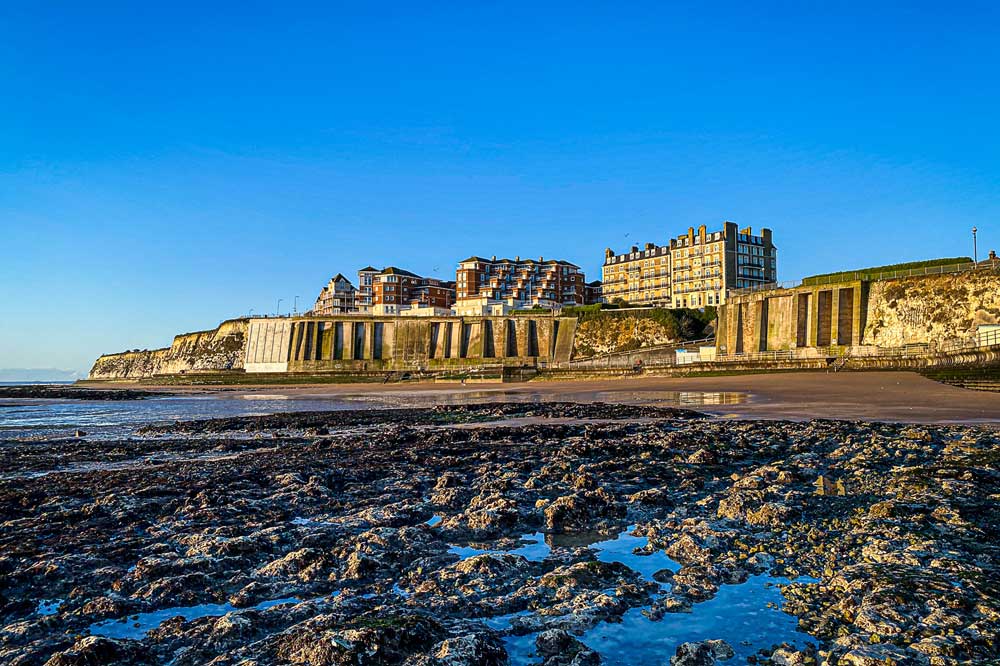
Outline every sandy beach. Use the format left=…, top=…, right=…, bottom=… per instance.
left=93, top=371, right=1000, bottom=424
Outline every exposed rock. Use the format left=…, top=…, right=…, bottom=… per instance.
left=43, top=636, right=151, bottom=666
left=1, top=403, right=997, bottom=666
left=544, top=489, right=625, bottom=532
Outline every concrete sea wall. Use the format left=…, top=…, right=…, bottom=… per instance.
left=90, top=315, right=578, bottom=380
left=717, top=269, right=1000, bottom=356
left=717, top=281, right=865, bottom=354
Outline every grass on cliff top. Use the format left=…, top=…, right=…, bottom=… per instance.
left=802, top=257, right=973, bottom=285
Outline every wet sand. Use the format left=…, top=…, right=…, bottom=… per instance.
left=96, top=371, right=1000, bottom=424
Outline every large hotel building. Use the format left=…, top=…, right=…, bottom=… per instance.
left=602, top=222, right=776, bottom=308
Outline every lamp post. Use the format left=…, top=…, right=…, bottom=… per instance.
left=249, top=308, right=254, bottom=319
left=973, top=227, right=978, bottom=265
left=277, top=298, right=283, bottom=316
left=294, top=295, right=299, bottom=314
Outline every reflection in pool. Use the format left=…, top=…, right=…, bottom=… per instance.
left=452, top=527, right=814, bottom=666
left=89, top=597, right=302, bottom=640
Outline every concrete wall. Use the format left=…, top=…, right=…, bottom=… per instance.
left=89, top=314, right=579, bottom=379
left=273, top=314, right=575, bottom=372
left=244, top=319, right=292, bottom=373
left=717, top=281, right=865, bottom=355
left=718, top=269, right=1000, bottom=356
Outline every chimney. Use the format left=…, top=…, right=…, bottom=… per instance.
left=491, top=255, right=496, bottom=261
left=605, top=248, right=613, bottom=259
left=645, top=242, right=654, bottom=250
left=515, top=255, right=520, bottom=262
left=631, top=245, right=638, bottom=254
left=991, top=250, right=997, bottom=261
left=539, top=256, right=543, bottom=261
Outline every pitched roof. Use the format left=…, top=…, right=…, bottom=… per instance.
left=380, top=266, right=422, bottom=278
left=458, top=256, right=580, bottom=269
left=357, top=266, right=379, bottom=273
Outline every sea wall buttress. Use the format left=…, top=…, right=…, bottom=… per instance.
left=717, top=268, right=1000, bottom=355
left=88, top=315, right=581, bottom=380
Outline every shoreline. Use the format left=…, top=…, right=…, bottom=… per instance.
left=81, top=370, right=1000, bottom=424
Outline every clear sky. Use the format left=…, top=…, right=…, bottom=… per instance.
left=2, top=1, right=998, bottom=374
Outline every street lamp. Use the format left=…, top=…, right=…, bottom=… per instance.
left=277, top=298, right=283, bottom=316
left=294, top=295, right=299, bottom=314
left=249, top=308, right=254, bottom=318
left=973, top=227, right=978, bottom=265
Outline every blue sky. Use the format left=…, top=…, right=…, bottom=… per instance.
left=2, top=2, right=998, bottom=373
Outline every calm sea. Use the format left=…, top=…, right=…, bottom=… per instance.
left=0, top=386, right=743, bottom=441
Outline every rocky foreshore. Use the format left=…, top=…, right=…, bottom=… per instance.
left=1, top=402, right=997, bottom=665
left=0, top=386, right=163, bottom=401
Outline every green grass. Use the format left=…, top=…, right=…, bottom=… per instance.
left=802, top=257, right=973, bottom=286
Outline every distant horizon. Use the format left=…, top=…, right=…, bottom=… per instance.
left=3, top=2, right=998, bottom=373
left=0, top=368, right=85, bottom=382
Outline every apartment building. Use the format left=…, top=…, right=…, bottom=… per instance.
left=312, top=274, right=357, bottom=315
left=669, top=222, right=776, bottom=308
left=371, top=267, right=455, bottom=316
left=601, top=242, right=672, bottom=306
left=601, top=222, right=776, bottom=309
left=355, top=266, right=380, bottom=313
left=584, top=280, right=603, bottom=305
left=454, top=255, right=585, bottom=315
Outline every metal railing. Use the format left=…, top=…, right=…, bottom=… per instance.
left=715, top=329, right=1000, bottom=364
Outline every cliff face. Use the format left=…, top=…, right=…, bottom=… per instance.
left=572, top=312, right=700, bottom=357
left=89, top=319, right=248, bottom=380
left=864, top=271, right=1000, bottom=347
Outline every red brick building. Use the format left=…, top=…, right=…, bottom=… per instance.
left=454, top=255, right=585, bottom=315
left=371, top=267, right=455, bottom=315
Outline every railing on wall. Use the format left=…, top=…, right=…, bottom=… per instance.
left=715, top=328, right=1000, bottom=364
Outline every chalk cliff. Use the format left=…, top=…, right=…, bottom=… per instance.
left=89, top=319, right=248, bottom=380
left=572, top=310, right=713, bottom=357
left=864, top=271, right=1000, bottom=347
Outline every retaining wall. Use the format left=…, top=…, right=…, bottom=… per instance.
left=90, top=315, right=578, bottom=380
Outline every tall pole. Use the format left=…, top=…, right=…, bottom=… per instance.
left=294, top=295, right=299, bottom=314
left=249, top=308, right=254, bottom=318
left=277, top=298, right=283, bottom=316
left=973, top=227, right=978, bottom=265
